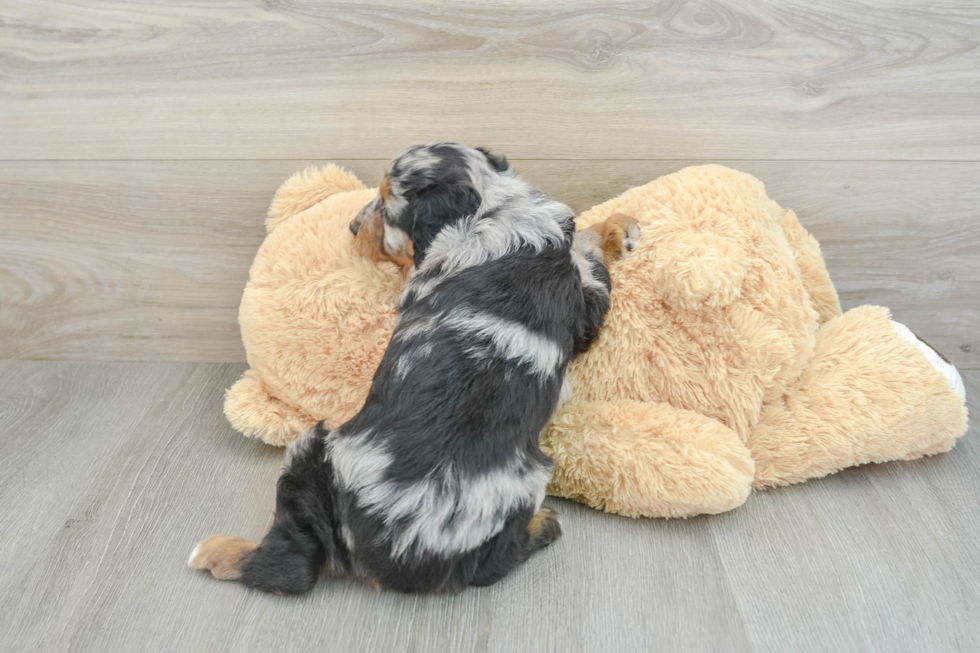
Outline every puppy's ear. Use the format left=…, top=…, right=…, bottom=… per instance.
left=476, top=147, right=510, bottom=173
left=411, top=184, right=481, bottom=266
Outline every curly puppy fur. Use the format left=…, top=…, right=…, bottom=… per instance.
left=191, top=143, right=610, bottom=593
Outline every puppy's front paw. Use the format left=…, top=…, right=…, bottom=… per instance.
left=600, top=214, right=641, bottom=266
left=579, top=213, right=641, bottom=267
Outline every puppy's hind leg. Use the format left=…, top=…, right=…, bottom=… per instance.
left=188, top=535, right=259, bottom=580
left=526, top=507, right=562, bottom=551
left=190, top=508, right=328, bottom=595
left=189, top=427, right=336, bottom=595
left=469, top=508, right=562, bottom=588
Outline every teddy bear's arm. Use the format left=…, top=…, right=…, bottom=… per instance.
left=540, top=399, right=755, bottom=518
left=224, top=370, right=318, bottom=447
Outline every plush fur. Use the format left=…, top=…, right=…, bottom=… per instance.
left=195, top=144, right=611, bottom=593
left=224, top=163, right=969, bottom=519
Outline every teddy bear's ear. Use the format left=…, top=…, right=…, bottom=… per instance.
left=653, top=232, right=748, bottom=310
left=266, top=164, right=366, bottom=233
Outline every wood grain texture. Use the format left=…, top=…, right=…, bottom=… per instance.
left=0, top=361, right=977, bottom=652
left=1, top=1, right=979, bottom=160
left=2, top=160, right=977, bottom=367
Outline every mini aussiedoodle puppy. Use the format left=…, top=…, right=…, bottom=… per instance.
left=190, top=142, right=631, bottom=594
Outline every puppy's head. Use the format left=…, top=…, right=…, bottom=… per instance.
left=350, top=207, right=415, bottom=272
left=350, top=143, right=511, bottom=268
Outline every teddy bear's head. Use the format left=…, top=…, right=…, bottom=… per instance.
left=226, top=166, right=406, bottom=444
left=567, top=165, right=841, bottom=441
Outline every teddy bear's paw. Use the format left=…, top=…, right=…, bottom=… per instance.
left=890, top=320, right=965, bottom=399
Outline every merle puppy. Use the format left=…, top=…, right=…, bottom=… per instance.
left=190, top=143, right=612, bottom=594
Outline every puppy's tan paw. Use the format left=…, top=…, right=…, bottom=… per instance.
left=527, top=507, right=561, bottom=549
left=579, top=214, right=641, bottom=267
left=188, top=535, right=259, bottom=580
left=600, top=214, right=641, bottom=266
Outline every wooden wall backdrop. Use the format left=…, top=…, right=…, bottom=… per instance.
left=1, top=0, right=978, bottom=366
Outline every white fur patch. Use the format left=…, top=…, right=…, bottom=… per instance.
left=393, top=312, right=442, bottom=342
left=400, top=146, right=442, bottom=176
left=400, top=276, right=443, bottom=307
left=385, top=145, right=442, bottom=220
left=383, top=192, right=408, bottom=222
left=393, top=342, right=434, bottom=381
left=558, top=376, right=573, bottom=406
left=383, top=224, right=412, bottom=257
left=444, top=308, right=563, bottom=377
left=187, top=544, right=200, bottom=567
left=366, top=459, right=552, bottom=560
left=329, top=430, right=393, bottom=493
left=391, top=461, right=552, bottom=559
left=417, top=198, right=567, bottom=279
left=890, top=320, right=965, bottom=399
left=341, top=525, right=355, bottom=552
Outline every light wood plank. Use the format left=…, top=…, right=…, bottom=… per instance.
left=715, top=370, right=980, bottom=653
left=1, top=0, right=978, bottom=160
left=2, top=160, right=977, bottom=367
left=0, top=361, right=181, bottom=602
left=0, top=362, right=977, bottom=652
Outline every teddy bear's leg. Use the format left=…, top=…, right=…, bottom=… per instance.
left=224, top=370, right=318, bottom=447
left=777, top=209, right=842, bottom=323
left=540, top=399, right=755, bottom=518
left=748, top=306, right=968, bottom=489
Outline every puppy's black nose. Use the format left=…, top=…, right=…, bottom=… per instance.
left=349, top=220, right=359, bottom=236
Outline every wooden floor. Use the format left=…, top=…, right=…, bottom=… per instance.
left=0, top=360, right=976, bottom=653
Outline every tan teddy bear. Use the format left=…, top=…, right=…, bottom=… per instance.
left=224, top=164, right=968, bottom=518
